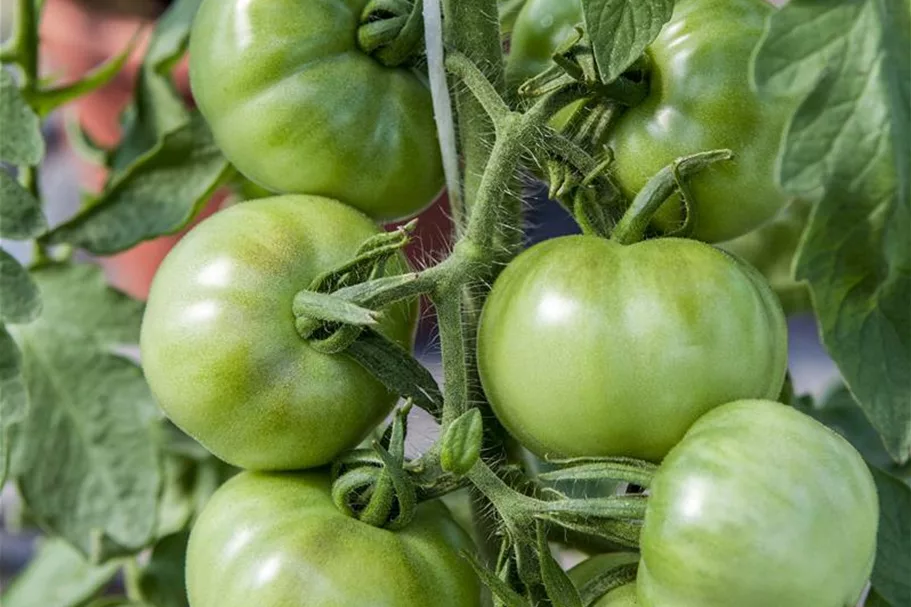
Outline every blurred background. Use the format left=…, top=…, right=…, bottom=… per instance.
left=0, top=0, right=838, bottom=591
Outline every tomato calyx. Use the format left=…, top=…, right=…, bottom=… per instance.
left=358, top=0, right=426, bottom=67
left=294, top=220, right=418, bottom=348
left=611, top=148, right=734, bottom=245
left=569, top=556, right=639, bottom=607
left=332, top=404, right=419, bottom=529
left=518, top=28, right=649, bottom=109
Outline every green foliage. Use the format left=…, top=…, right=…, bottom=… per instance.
left=753, top=0, right=911, bottom=464
left=0, top=170, right=45, bottom=240
left=7, top=264, right=161, bottom=561
left=0, top=0, right=907, bottom=604
left=580, top=0, right=672, bottom=83
left=0, top=67, right=44, bottom=165
left=1, top=538, right=121, bottom=607
left=869, top=467, right=911, bottom=607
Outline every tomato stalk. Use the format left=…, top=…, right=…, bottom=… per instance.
left=611, top=148, right=734, bottom=245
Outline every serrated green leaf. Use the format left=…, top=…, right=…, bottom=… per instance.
left=7, top=263, right=161, bottom=561
left=0, top=248, right=41, bottom=323
left=0, top=325, right=28, bottom=485
left=109, top=0, right=201, bottom=173
left=0, top=169, right=46, bottom=239
left=345, top=328, right=444, bottom=420
left=869, top=466, right=911, bottom=606
left=44, top=113, right=230, bottom=255
left=138, top=532, right=190, bottom=607
left=754, top=0, right=911, bottom=464
left=581, top=0, right=673, bottom=84
left=0, top=537, right=121, bottom=607
left=0, top=68, right=44, bottom=165
left=27, top=30, right=139, bottom=117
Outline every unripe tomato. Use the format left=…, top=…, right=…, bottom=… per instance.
left=140, top=196, right=417, bottom=470
left=189, top=0, right=443, bottom=221
left=639, top=400, right=878, bottom=607
left=477, top=235, right=787, bottom=462
left=608, top=0, right=795, bottom=242
left=187, top=471, right=482, bottom=607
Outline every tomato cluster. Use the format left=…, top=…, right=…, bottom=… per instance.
left=137, top=0, right=878, bottom=605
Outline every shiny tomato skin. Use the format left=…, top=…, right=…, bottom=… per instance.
left=608, top=0, right=795, bottom=242
left=477, top=235, right=787, bottom=462
left=140, top=195, right=417, bottom=471
left=186, top=471, right=482, bottom=607
left=189, top=0, right=443, bottom=221
left=639, top=400, right=879, bottom=607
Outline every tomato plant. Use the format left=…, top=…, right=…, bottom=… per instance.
left=607, top=0, right=795, bottom=243
left=2, top=1, right=906, bottom=607
left=140, top=195, right=417, bottom=471
left=477, top=235, right=788, bottom=461
left=639, top=400, right=879, bottom=607
left=189, top=0, right=443, bottom=221
left=187, top=471, right=481, bottom=606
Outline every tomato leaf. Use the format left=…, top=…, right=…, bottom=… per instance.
left=869, top=467, right=911, bottom=607
left=42, top=0, right=228, bottom=256
left=0, top=68, right=44, bottom=166
left=108, top=0, right=199, bottom=173
left=345, top=327, right=444, bottom=420
left=753, top=0, right=911, bottom=464
left=43, top=113, right=231, bottom=255
left=0, top=169, right=46, bottom=239
left=580, top=0, right=673, bottom=84
left=137, top=532, right=191, bottom=607
left=0, top=325, right=28, bottom=486
left=0, top=249, right=41, bottom=324
left=6, top=263, right=161, bottom=561
left=0, top=537, right=121, bottom=607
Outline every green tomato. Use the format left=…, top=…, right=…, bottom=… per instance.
left=639, top=400, right=878, bottom=607
left=608, top=0, right=794, bottom=242
left=477, top=235, right=787, bottom=462
left=720, top=199, right=812, bottom=316
left=140, top=196, right=417, bottom=470
left=189, top=0, right=443, bottom=221
left=506, top=0, right=583, bottom=89
left=187, top=471, right=481, bottom=607
left=569, top=554, right=640, bottom=606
